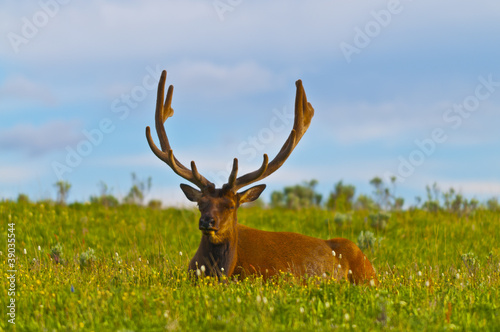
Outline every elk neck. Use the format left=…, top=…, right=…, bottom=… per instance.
left=198, top=220, right=239, bottom=276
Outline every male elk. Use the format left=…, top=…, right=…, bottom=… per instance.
left=146, top=70, right=377, bottom=284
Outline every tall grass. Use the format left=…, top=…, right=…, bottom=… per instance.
left=1, top=201, right=499, bottom=330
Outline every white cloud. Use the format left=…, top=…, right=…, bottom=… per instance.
left=0, top=164, right=44, bottom=185
left=0, top=120, right=83, bottom=156
left=95, top=153, right=160, bottom=168
left=1, top=0, right=499, bottom=65
left=314, top=98, right=500, bottom=147
left=146, top=186, right=194, bottom=208
left=436, top=180, right=500, bottom=197
left=0, top=1, right=216, bottom=60
left=404, top=176, right=500, bottom=199
left=0, top=75, right=57, bottom=106
left=315, top=102, right=421, bottom=144
left=171, top=61, right=281, bottom=99
left=94, top=150, right=255, bottom=187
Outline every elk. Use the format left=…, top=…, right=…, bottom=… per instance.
left=146, top=70, right=377, bottom=284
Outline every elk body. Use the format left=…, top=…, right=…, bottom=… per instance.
left=146, top=71, right=377, bottom=284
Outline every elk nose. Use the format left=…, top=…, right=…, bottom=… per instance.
left=199, top=217, right=215, bottom=231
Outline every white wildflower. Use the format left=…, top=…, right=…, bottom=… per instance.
left=299, top=307, right=305, bottom=314
left=332, top=250, right=336, bottom=257
left=344, top=313, right=350, bottom=321
left=200, top=265, right=206, bottom=273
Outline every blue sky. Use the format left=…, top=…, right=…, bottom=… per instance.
left=1, top=0, right=500, bottom=206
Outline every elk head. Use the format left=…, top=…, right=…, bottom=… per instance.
left=178, top=183, right=266, bottom=245
left=145, top=70, right=314, bottom=244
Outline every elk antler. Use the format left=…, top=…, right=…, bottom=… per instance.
left=224, top=79, right=315, bottom=192
left=145, top=70, right=214, bottom=190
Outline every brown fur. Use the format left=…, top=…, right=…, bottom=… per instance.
left=185, top=186, right=377, bottom=284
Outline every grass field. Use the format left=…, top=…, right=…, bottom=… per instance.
left=2, top=201, right=500, bottom=331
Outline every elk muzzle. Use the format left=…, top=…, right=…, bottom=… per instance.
left=199, top=216, right=217, bottom=233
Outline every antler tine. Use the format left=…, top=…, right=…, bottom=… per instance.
left=154, top=71, right=172, bottom=151
left=190, top=160, right=211, bottom=189
left=292, top=79, right=314, bottom=141
left=229, top=79, right=314, bottom=192
left=223, top=155, right=269, bottom=192
left=146, top=70, right=213, bottom=190
left=226, top=158, right=239, bottom=189
left=232, top=154, right=269, bottom=190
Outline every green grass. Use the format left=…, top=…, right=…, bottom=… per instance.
left=1, top=201, right=500, bottom=331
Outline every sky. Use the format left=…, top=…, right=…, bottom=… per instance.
left=1, top=0, right=500, bottom=207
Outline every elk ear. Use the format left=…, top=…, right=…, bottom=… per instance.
left=180, top=184, right=202, bottom=202
left=238, top=184, right=266, bottom=205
